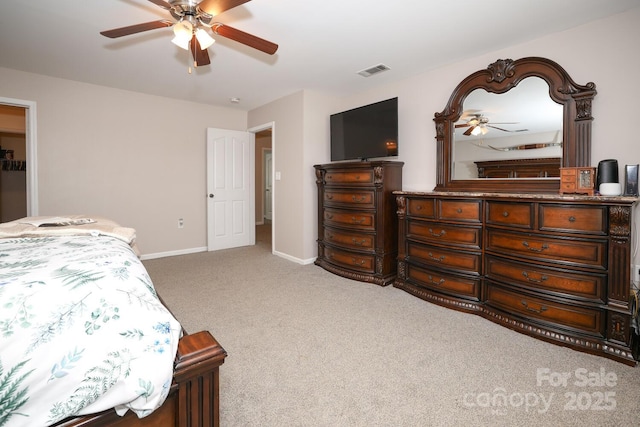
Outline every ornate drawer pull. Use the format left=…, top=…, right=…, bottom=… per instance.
left=326, top=194, right=334, bottom=200
left=326, top=213, right=334, bottom=219
left=428, top=252, right=445, bottom=262
left=355, top=175, right=361, bottom=180
left=427, top=275, right=445, bottom=286
left=326, top=233, right=334, bottom=239
left=351, top=238, right=367, bottom=246
left=351, top=258, right=366, bottom=266
left=522, top=241, right=549, bottom=252
left=457, top=208, right=463, bottom=214
left=521, top=300, right=548, bottom=314
left=428, top=228, right=446, bottom=237
left=522, top=271, right=548, bottom=283
left=351, top=217, right=366, bottom=224
left=416, top=205, right=422, bottom=210
left=352, top=195, right=366, bottom=202
left=502, top=211, right=509, bottom=217
left=568, top=216, right=576, bottom=222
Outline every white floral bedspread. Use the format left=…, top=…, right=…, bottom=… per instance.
left=0, top=234, right=182, bottom=426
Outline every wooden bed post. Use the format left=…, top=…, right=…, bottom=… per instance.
left=174, top=331, right=227, bottom=427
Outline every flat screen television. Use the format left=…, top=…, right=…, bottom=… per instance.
left=330, top=97, right=398, bottom=161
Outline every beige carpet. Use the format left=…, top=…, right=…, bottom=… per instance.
left=144, top=226, right=640, bottom=426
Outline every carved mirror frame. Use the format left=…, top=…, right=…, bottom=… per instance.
left=434, top=57, right=596, bottom=193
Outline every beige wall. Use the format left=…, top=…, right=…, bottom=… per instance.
left=248, top=90, right=336, bottom=263
left=248, top=91, right=306, bottom=260
left=0, top=67, right=247, bottom=255
left=333, top=10, right=640, bottom=271
left=338, top=9, right=640, bottom=193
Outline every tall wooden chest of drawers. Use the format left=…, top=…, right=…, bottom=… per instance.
left=314, top=161, right=403, bottom=286
left=395, top=191, right=640, bottom=365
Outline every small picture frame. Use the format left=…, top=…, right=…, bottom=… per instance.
left=624, top=164, right=639, bottom=196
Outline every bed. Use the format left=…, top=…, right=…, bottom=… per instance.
left=0, top=216, right=226, bottom=427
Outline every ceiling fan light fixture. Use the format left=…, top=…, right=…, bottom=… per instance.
left=195, top=28, right=215, bottom=50
left=172, top=20, right=193, bottom=50
left=471, top=126, right=482, bottom=136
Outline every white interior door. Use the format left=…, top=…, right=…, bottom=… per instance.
left=206, top=128, right=255, bottom=251
left=264, top=150, right=272, bottom=221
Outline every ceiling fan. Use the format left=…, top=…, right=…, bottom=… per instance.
left=100, top=0, right=278, bottom=68
left=455, top=112, right=528, bottom=136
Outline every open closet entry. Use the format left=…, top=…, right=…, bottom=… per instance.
left=0, top=104, right=27, bottom=222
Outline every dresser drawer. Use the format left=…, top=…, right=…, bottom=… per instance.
left=407, top=219, right=481, bottom=249
left=486, top=201, right=534, bottom=229
left=324, top=228, right=375, bottom=251
left=485, top=255, right=605, bottom=302
left=539, top=204, right=606, bottom=235
left=407, top=263, right=480, bottom=300
left=324, top=209, right=375, bottom=231
left=407, top=241, right=481, bottom=274
left=324, top=169, right=374, bottom=185
left=485, top=230, right=606, bottom=269
left=324, top=189, right=375, bottom=209
left=485, top=282, right=604, bottom=337
left=407, top=198, right=436, bottom=218
left=438, top=199, right=482, bottom=223
left=324, top=246, right=375, bottom=274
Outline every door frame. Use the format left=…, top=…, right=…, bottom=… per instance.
left=248, top=122, right=275, bottom=254
left=262, top=148, right=272, bottom=222
left=0, top=97, right=38, bottom=216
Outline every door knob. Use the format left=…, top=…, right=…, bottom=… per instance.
left=209, top=194, right=214, bottom=198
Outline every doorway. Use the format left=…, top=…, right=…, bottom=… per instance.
left=0, top=104, right=27, bottom=222
left=252, top=124, right=274, bottom=252
left=0, top=97, right=37, bottom=219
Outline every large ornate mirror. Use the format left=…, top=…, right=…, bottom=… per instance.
left=434, top=57, right=596, bottom=193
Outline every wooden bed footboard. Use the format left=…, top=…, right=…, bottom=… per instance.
left=53, top=331, right=227, bottom=427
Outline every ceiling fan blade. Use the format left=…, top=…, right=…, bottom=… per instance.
left=455, top=123, right=470, bottom=128
left=190, top=36, right=211, bottom=66
left=459, top=110, right=482, bottom=120
left=463, top=126, right=475, bottom=136
left=487, top=125, right=528, bottom=132
left=198, top=0, right=251, bottom=17
left=211, top=23, right=278, bottom=54
left=100, top=20, right=173, bottom=38
left=147, top=0, right=172, bottom=10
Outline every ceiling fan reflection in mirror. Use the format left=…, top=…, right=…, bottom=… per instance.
left=455, top=112, right=528, bottom=136
left=100, top=0, right=278, bottom=69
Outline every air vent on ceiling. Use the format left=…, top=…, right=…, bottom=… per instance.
left=357, top=64, right=390, bottom=77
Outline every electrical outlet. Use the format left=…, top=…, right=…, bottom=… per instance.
left=634, top=264, right=640, bottom=283
left=178, top=218, right=184, bottom=229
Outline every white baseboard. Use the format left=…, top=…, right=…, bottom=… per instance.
left=140, top=246, right=207, bottom=261
left=140, top=246, right=315, bottom=266
left=273, top=250, right=316, bottom=265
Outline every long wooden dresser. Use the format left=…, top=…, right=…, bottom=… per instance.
left=395, top=191, right=640, bottom=365
left=315, top=161, right=403, bottom=286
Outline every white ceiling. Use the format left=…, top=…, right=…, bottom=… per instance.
left=1, top=0, right=638, bottom=111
